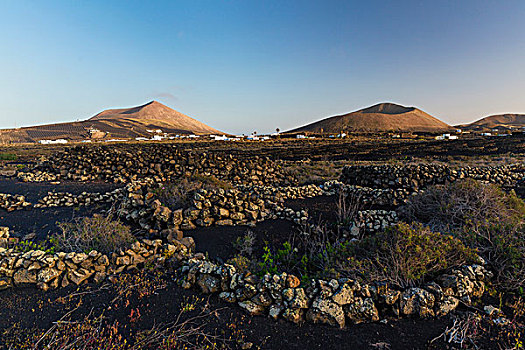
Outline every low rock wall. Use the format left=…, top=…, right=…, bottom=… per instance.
left=0, top=224, right=495, bottom=328
left=178, top=256, right=492, bottom=328
left=34, top=145, right=295, bottom=186
left=0, top=193, right=31, bottom=211
left=0, top=234, right=192, bottom=291
left=35, top=188, right=124, bottom=208
left=341, top=164, right=525, bottom=191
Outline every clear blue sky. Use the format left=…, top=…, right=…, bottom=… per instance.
left=1, top=0, right=524, bottom=134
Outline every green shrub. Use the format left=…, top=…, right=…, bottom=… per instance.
left=345, top=222, right=477, bottom=288
left=54, top=214, right=135, bottom=254
left=402, top=179, right=525, bottom=292
left=0, top=153, right=17, bottom=161
left=401, top=179, right=525, bottom=232
left=458, top=222, right=525, bottom=292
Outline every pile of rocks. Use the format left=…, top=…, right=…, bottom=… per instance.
left=267, top=206, right=309, bottom=225
left=0, top=227, right=10, bottom=248
left=0, top=238, right=192, bottom=291
left=341, top=164, right=525, bottom=191
left=118, top=180, right=274, bottom=234
left=0, top=193, right=31, bottom=211
left=346, top=210, right=398, bottom=237
left=324, top=180, right=415, bottom=207
left=178, top=255, right=492, bottom=328
left=17, top=171, right=58, bottom=182
left=36, top=145, right=294, bottom=186
left=34, top=188, right=124, bottom=208
left=241, top=183, right=327, bottom=201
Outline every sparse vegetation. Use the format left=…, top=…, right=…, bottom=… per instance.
left=54, top=213, right=136, bottom=254
left=402, top=180, right=525, bottom=292
left=232, top=230, right=256, bottom=257
left=344, top=223, right=477, bottom=288
left=155, top=175, right=232, bottom=210
left=284, top=161, right=342, bottom=185
left=400, top=179, right=525, bottom=233
left=0, top=153, right=17, bottom=161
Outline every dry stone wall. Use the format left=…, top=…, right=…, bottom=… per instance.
left=0, top=234, right=192, bottom=291
left=34, top=188, right=124, bottom=208
left=117, top=180, right=311, bottom=237
left=177, top=255, right=492, bottom=328
left=0, top=222, right=493, bottom=328
left=341, top=164, right=525, bottom=191
left=0, top=193, right=31, bottom=211
left=34, top=145, right=294, bottom=185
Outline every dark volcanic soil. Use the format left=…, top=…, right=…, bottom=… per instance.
left=0, top=179, right=121, bottom=239
left=0, top=274, right=470, bottom=350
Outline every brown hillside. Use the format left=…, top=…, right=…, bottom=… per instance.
left=462, top=114, right=525, bottom=131
left=90, top=101, right=220, bottom=134
left=288, top=103, right=452, bottom=133
left=0, top=101, right=220, bottom=143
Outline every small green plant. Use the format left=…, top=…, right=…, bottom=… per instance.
left=14, top=240, right=55, bottom=254
left=233, top=230, right=256, bottom=257
left=180, top=295, right=201, bottom=313
left=226, top=255, right=251, bottom=273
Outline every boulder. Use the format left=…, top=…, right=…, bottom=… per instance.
left=306, top=297, right=345, bottom=328
left=238, top=300, right=265, bottom=316
left=399, top=288, right=435, bottom=317
left=344, top=297, right=379, bottom=324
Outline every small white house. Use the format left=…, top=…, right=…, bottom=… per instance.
left=39, top=139, right=68, bottom=145
left=481, top=132, right=492, bottom=136
left=296, top=134, right=307, bottom=139
left=106, top=139, right=127, bottom=142
left=435, top=134, right=458, bottom=140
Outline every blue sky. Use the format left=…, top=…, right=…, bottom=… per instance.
left=1, top=0, right=524, bottom=134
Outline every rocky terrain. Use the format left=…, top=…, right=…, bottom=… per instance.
left=0, top=139, right=523, bottom=349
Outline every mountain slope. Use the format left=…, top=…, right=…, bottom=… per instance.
left=0, top=101, right=220, bottom=143
left=289, top=103, right=452, bottom=133
left=90, top=101, right=219, bottom=134
left=462, top=114, right=525, bottom=131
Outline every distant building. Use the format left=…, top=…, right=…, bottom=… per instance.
left=435, top=134, right=458, bottom=140
left=38, top=139, right=68, bottom=144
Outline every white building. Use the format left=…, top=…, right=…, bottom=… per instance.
left=435, top=134, right=458, bottom=140
left=38, top=139, right=68, bottom=145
